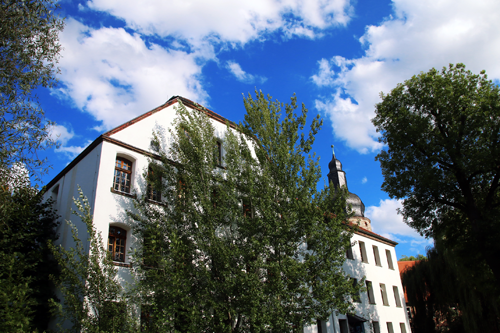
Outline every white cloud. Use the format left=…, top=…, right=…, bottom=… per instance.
left=312, top=0, right=500, bottom=153
left=365, top=198, right=422, bottom=239
left=57, top=19, right=209, bottom=131
left=48, top=123, right=92, bottom=159
left=226, top=61, right=267, bottom=84
left=55, top=140, right=93, bottom=159
left=48, top=124, right=75, bottom=145
left=361, top=177, right=367, bottom=184
left=87, top=0, right=354, bottom=48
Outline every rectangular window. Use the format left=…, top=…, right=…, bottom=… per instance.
left=177, top=177, right=187, bottom=209
left=359, top=241, right=368, bottom=263
left=387, top=322, right=394, bottom=333
left=386, top=249, right=394, bottom=269
left=113, top=157, right=132, bottom=193
left=147, top=165, right=162, bottom=202
left=101, top=301, right=126, bottom=332
left=108, top=226, right=127, bottom=262
left=366, top=281, right=375, bottom=304
left=141, top=304, right=155, bottom=332
left=143, top=230, right=162, bottom=268
left=352, top=278, right=361, bottom=303
left=242, top=198, right=253, bottom=218
left=215, top=141, right=222, bottom=166
left=399, top=323, right=407, bottom=333
left=346, top=244, right=354, bottom=260
left=339, top=319, right=349, bottom=333
left=373, top=245, right=381, bottom=266
left=372, top=321, right=380, bottom=333
left=211, top=188, right=219, bottom=209
left=393, top=286, right=402, bottom=307
left=317, top=319, right=323, bottom=333
left=380, top=283, right=389, bottom=306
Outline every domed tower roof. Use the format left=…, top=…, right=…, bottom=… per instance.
left=347, top=192, right=365, bottom=217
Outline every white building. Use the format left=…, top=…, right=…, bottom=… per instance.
left=45, top=96, right=410, bottom=333
left=304, top=151, right=411, bottom=333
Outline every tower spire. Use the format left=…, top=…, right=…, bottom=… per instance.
left=327, top=144, right=347, bottom=190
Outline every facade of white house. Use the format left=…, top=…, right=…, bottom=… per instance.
left=45, top=96, right=410, bottom=333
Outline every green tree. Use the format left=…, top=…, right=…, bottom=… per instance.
left=129, top=93, right=358, bottom=332
left=401, top=241, right=499, bottom=333
left=372, top=63, right=500, bottom=286
left=50, top=188, right=134, bottom=333
left=0, top=0, right=64, bottom=180
left=399, top=254, right=426, bottom=262
left=0, top=184, right=59, bottom=332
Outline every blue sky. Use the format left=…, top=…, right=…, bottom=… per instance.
left=40, top=0, right=500, bottom=259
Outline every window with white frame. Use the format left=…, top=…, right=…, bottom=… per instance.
left=373, top=245, right=381, bottom=266
left=366, top=281, right=375, bottom=304
left=380, top=283, right=389, bottom=306
left=393, top=286, right=402, bottom=307
left=386, top=249, right=394, bottom=269
left=359, top=241, right=368, bottom=263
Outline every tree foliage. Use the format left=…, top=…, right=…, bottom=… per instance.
left=399, top=254, right=426, bottom=262
left=129, top=92, right=357, bottom=332
left=50, top=188, right=134, bottom=333
left=0, top=183, right=59, bottom=332
left=0, top=0, right=64, bottom=179
left=401, top=241, right=499, bottom=333
left=373, top=63, right=500, bottom=285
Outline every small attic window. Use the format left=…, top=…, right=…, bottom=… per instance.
left=150, top=139, right=160, bottom=152
left=51, top=185, right=59, bottom=206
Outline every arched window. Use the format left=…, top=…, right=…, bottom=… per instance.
left=108, top=226, right=127, bottom=262
left=113, top=157, right=132, bottom=193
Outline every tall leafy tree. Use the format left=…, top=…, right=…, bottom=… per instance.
left=130, top=92, right=358, bottom=332
left=372, top=63, right=500, bottom=285
left=0, top=184, right=59, bottom=332
left=50, top=188, right=134, bottom=333
left=0, top=0, right=64, bottom=179
left=401, top=241, right=499, bottom=333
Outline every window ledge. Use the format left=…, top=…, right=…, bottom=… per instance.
left=146, top=198, right=166, bottom=206
left=113, top=262, right=131, bottom=268
left=376, top=264, right=382, bottom=267
left=110, top=187, right=137, bottom=199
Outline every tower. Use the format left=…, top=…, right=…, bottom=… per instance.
left=327, top=145, right=372, bottom=231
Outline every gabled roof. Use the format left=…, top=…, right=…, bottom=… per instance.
left=45, top=96, right=232, bottom=190
left=348, top=222, right=398, bottom=246
left=104, top=96, right=236, bottom=137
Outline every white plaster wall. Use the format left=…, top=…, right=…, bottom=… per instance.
left=304, top=232, right=411, bottom=333
left=45, top=143, right=103, bottom=252
left=109, top=102, right=240, bottom=155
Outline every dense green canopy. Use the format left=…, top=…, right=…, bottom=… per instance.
left=373, top=63, right=500, bottom=285
left=129, top=92, right=358, bottom=332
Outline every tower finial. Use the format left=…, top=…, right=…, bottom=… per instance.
left=331, top=144, right=335, bottom=158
